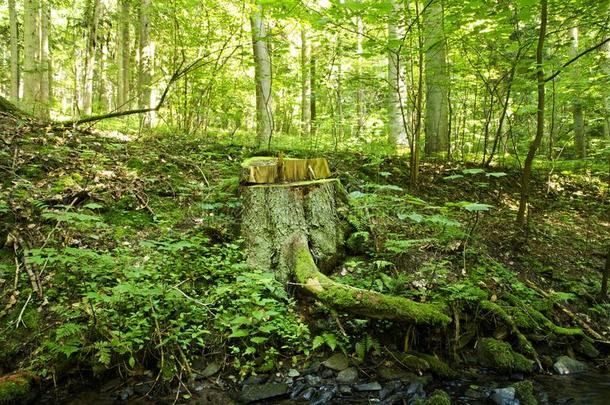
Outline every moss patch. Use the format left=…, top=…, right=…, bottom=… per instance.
left=0, top=372, right=37, bottom=404
left=477, top=338, right=533, bottom=373
left=426, top=389, right=451, bottom=405
left=512, top=380, right=537, bottom=405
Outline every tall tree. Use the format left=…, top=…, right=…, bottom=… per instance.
left=23, top=0, right=40, bottom=115
left=9, top=0, right=19, bottom=102
left=570, top=27, right=586, bottom=158
left=83, top=0, right=101, bottom=115
left=603, top=32, right=610, bottom=140
left=356, top=15, right=365, bottom=137
left=423, top=0, right=449, bottom=156
left=250, top=4, right=273, bottom=148
left=300, top=28, right=311, bottom=136
left=117, top=0, right=131, bottom=111
left=138, top=0, right=154, bottom=126
left=387, top=0, right=406, bottom=148
left=516, top=0, right=548, bottom=232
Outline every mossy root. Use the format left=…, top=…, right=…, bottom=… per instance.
left=290, top=235, right=451, bottom=326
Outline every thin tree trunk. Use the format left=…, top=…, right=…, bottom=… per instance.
left=423, top=0, right=449, bottom=156
left=83, top=0, right=100, bottom=115
left=387, top=0, right=406, bottom=148
left=250, top=4, right=273, bottom=148
left=23, top=0, right=40, bottom=115
left=602, top=30, right=610, bottom=140
left=310, top=51, right=317, bottom=137
left=356, top=15, right=365, bottom=137
left=410, top=0, right=424, bottom=188
left=38, top=0, right=50, bottom=119
left=117, top=0, right=130, bottom=111
left=570, top=27, right=586, bottom=158
left=9, top=0, right=19, bottom=102
left=516, top=0, right=547, bottom=232
left=300, top=28, right=311, bottom=136
left=138, top=0, right=153, bottom=127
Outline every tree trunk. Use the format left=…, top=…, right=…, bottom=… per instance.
left=38, top=0, right=50, bottom=119
left=601, top=245, right=610, bottom=301
left=570, top=27, right=586, bottom=158
left=23, top=0, right=40, bottom=116
left=310, top=52, right=317, bottom=137
left=250, top=4, right=273, bottom=149
left=240, top=167, right=450, bottom=326
left=387, top=0, right=406, bottom=148
left=356, top=16, right=365, bottom=137
left=423, top=0, right=449, bottom=156
left=138, top=0, right=154, bottom=127
left=300, top=28, right=311, bottom=137
left=83, top=0, right=101, bottom=115
left=516, top=0, right=547, bottom=232
left=602, top=29, right=610, bottom=140
left=9, top=0, right=19, bottom=102
left=117, top=0, right=130, bottom=111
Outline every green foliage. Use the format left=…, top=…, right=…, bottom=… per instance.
left=477, top=338, right=533, bottom=373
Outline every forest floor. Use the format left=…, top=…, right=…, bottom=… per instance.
left=1, top=111, right=610, bottom=404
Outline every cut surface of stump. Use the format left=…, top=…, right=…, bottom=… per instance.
left=240, top=157, right=449, bottom=326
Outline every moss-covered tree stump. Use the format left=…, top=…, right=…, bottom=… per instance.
left=240, top=157, right=450, bottom=326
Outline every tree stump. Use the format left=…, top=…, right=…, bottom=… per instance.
left=240, top=157, right=450, bottom=326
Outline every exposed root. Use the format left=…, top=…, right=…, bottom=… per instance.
left=290, top=235, right=451, bottom=326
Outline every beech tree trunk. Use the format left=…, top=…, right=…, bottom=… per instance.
left=387, top=0, right=406, bottom=148
left=423, top=0, right=449, bottom=156
left=117, top=0, right=131, bottom=111
left=250, top=4, right=273, bottom=148
left=356, top=16, right=365, bottom=137
left=138, top=0, right=154, bottom=127
left=9, top=0, right=19, bottom=102
left=602, top=31, right=610, bottom=140
left=83, top=0, right=101, bottom=115
left=23, top=0, right=40, bottom=115
left=301, top=28, right=311, bottom=137
left=570, top=27, right=586, bottom=158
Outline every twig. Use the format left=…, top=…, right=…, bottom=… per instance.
left=15, top=292, right=32, bottom=329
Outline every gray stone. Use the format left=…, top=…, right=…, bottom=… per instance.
left=336, top=367, right=359, bottom=384
left=310, top=385, right=336, bottom=405
left=338, top=385, right=353, bottom=395
left=199, top=361, right=221, bottom=378
left=323, top=353, right=350, bottom=371
left=287, top=368, right=300, bottom=378
left=553, top=355, right=586, bottom=375
left=355, top=381, right=382, bottom=391
left=305, top=374, right=322, bottom=386
left=490, top=387, right=516, bottom=405
left=239, top=383, right=289, bottom=403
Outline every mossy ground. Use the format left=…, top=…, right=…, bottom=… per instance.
left=1, top=115, right=609, bottom=395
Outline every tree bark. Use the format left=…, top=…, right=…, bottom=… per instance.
left=83, top=0, right=101, bottom=115
left=387, top=0, right=406, bottom=148
left=23, top=0, right=40, bottom=116
left=602, top=28, right=610, bottom=140
left=300, top=28, right=311, bottom=137
left=423, top=0, right=449, bottom=156
left=117, top=0, right=131, bottom=111
left=516, top=0, right=547, bottom=232
left=601, top=245, right=610, bottom=301
left=356, top=16, right=365, bottom=137
left=38, top=0, right=50, bottom=119
left=9, top=0, right=20, bottom=102
left=570, top=27, right=586, bottom=158
left=138, top=0, right=154, bottom=127
left=250, top=4, right=273, bottom=148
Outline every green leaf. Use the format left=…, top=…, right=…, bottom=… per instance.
left=463, top=203, right=493, bottom=212
left=486, top=172, right=507, bottom=178
left=462, top=168, right=485, bottom=175
left=443, top=174, right=464, bottom=181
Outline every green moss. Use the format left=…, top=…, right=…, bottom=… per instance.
left=426, top=389, right=451, bottom=405
left=293, top=243, right=451, bottom=326
left=512, top=380, right=537, bottom=405
left=577, top=338, right=600, bottom=359
left=411, top=352, right=457, bottom=378
left=478, top=338, right=533, bottom=373
left=0, top=374, right=33, bottom=404
left=395, top=353, right=430, bottom=372
left=479, top=301, right=537, bottom=357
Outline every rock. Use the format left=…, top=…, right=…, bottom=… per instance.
left=553, top=356, right=586, bottom=375
left=338, top=385, right=353, bottom=395
left=239, top=383, right=289, bottom=403
left=118, top=386, right=134, bottom=401
left=490, top=387, right=516, bottom=405
left=305, top=374, right=322, bottom=386
left=302, top=362, right=321, bottom=375
left=336, top=367, right=358, bottom=384
left=355, top=381, right=382, bottom=391
left=243, top=374, right=268, bottom=385
left=407, top=381, right=425, bottom=396
left=577, top=339, right=600, bottom=359
left=301, top=387, right=315, bottom=400
left=380, top=381, right=403, bottom=400
left=323, top=353, right=350, bottom=371
left=199, top=361, right=221, bottom=378
left=309, top=385, right=336, bottom=405
left=512, top=380, right=538, bottom=405
left=377, top=365, right=418, bottom=381
left=192, top=388, right=236, bottom=405
left=133, top=382, right=153, bottom=395
left=287, top=368, right=300, bottom=378
left=289, top=380, right=307, bottom=399
left=321, top=368, right=335, bottom=378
